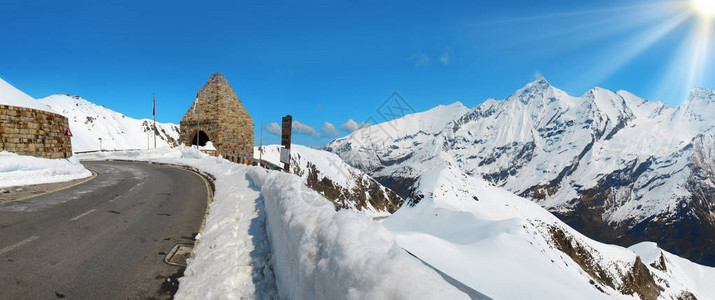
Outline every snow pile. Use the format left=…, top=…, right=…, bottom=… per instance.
left=0, top=77, right=53, bottom=112
left=79, top=147, right=465, bottom=299
left=0, top=151, right=91, bottom=188
left=383, top=165, right=715, bottom=299
left=38, top=94, right=180, bottom=152
left=248, top=168, right=467, bottom=299
left=198, top=141, right=216, bottom=151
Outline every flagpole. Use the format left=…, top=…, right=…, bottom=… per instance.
left=153, top=93, right=156, bottom=149
left=259, top=122, right=263, bottom=166
left=195, top=84, right=201, bottom=148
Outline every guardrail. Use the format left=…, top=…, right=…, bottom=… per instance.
left=74, top=148, right=284, bottom=171
left=224, top=153, right=283, bottom=171
left=74, top=149, right=143, bottom=154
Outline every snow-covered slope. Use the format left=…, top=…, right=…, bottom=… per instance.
left=256, top=144, right=402, bottom=216
left=384, top=165, right=715, bottom=299
left=0, top=77, right=53, bottom=112
left=327, top=79, right=715, bottom=266
left=38, top=95, right=180, bottom=152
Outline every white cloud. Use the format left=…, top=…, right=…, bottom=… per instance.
left=292, top=120, right=321, bottom=139
left=272, top=120, right=344, bottom=139
left=340, top=119, right=371, bottom=132
left=532, top=70, right=545, bottom=81
left=409, top=53, right=431, bottom=67
left=439, top=51, right=450, bottom=65
left=320, top=122, right=340, bottom=138
left=266, top=122, right=281, bottom=135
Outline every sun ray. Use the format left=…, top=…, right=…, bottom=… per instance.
left=656, top=16, right=713, bottom=103
left=487, top=1, right=679, bottom=24
left=518, top=8, right=664, bottom=45
left=498, top=6, right=676, bottom=54
left=574, top=12, right=691, bottom=88
left=685, top=18, right=711, bottom=93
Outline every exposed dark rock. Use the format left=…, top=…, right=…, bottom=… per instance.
left=546, top=224, right=663, bottom=299
left=375, top=176, right=418, bottom=200
left=619, top=256, right=663, bottom=300
left=677, top=291, right=698, bottom=300
left=302, top=162, right=403, bottom=213
left=650, top=253, right=667, bottom=272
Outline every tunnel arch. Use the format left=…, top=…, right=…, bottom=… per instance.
left=190, top=130, right=211, bottom=147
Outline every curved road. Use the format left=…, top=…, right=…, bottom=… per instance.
left=0, top=161, right=209, bottom=299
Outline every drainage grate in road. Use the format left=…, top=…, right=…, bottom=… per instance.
left=164, top=244, right=194, bottom=267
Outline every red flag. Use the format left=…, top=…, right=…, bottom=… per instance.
left=153, top=94, right=155, bottom=116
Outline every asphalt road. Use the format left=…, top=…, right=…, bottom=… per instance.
left=0, top=161, right=210, bottom=299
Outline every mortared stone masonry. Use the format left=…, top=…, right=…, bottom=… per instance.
left=0, top=104, right=72, bottom=159
left=180, top=73, right=254, bottom=159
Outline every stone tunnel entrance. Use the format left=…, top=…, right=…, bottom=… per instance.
left=179, top=73, right=254, bottom=161
left=190, top=131, right=211, bottom=147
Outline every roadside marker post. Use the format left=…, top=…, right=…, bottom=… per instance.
left=280, top=115, right=292, bottom=172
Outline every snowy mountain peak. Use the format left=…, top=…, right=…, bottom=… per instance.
left=686, top=86, right=715, bottom=105
left=674, top=87, right=715, bottom=123
left=443, top=100, right=467, bottom=110
left=584, top=86, right=634, bottom=123
left=508, top=78, right=570, bottom=106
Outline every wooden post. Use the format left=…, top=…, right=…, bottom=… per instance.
left=280, top=115, right=292, bottom=172
left=195, top=84, right=201, bottom=148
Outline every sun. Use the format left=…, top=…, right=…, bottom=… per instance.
left=691, top=0, right=715, bottom=18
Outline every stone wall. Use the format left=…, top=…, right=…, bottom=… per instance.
left=0, top=104, right=72, bottom=159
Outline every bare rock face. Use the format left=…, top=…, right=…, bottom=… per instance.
left=180, top=73, right=254, bottom=159
left=297, top=157, right=403, bottom=214
left=547, top=225, right=664, bottom=300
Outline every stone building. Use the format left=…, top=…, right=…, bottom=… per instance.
left=179, top=73, right=254, bottom=159
left=0, top=104, right=72, bottom=159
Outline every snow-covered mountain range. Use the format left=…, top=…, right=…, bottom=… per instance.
left=327, top=79, right=715, bottom=267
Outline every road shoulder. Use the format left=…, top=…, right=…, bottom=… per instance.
left=0, top=171, right=97, bottom=206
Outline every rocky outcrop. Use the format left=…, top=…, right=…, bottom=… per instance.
left=547, top=225, right=663, bottom=300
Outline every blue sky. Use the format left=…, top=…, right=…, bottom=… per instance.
left=1, top=0, right=713, bottom=146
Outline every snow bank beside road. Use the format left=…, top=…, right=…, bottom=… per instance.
left=0, top=151, right=91, bottom=188
left=80, top=147, right=466, bottom=299
left=247, top=168, right=468, bottom=299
